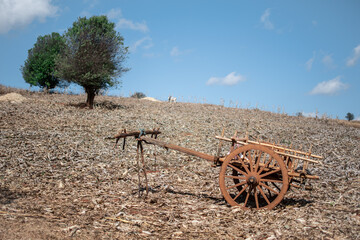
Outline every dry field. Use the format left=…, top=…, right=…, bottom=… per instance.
left=0, top=88, right=359, bottom=239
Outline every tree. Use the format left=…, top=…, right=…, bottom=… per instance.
left=345, top=112, right=354, bottom=121
left=131, top=92, right=146, bottom=99
left=21, top=32, right=66, bottom=91
left=295, top=112, right=303, bottom=117
left=56, top=16, right=129, bottom=108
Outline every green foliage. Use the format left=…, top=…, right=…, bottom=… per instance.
left=295, top=112, right=303, bottom=117
left=56, top=15, right=129, bottom=108
left=131, top=92, right=146, bottom=99
left=21, top=32, right=66, bottom=90
left=345, top=112, right=354, bottom=121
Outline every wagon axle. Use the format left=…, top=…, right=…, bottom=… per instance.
left=248, top=176, right=257, bottom=185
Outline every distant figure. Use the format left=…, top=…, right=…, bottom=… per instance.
left=168, top=96, right=177, bottom=103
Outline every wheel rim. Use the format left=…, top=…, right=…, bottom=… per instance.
left=219, top=144, right=289, bottom=210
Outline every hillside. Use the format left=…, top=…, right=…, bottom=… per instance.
left=0, top=88, right=359, bottom=239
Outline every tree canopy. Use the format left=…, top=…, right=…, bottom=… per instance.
left=131, top=92, right=146, bottom=99
left=345, top=112, right=354, bottom=121
left=56, top=15, right=129, bottom=108
left=21, top=32, right=66, bottom=90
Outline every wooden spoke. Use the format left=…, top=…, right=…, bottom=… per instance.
left=226, top=181, right=247, bottom=190
left=271, top=182, right=281, bottom=192
left=231, top=169, right=245, bottom=191
left=233, top=183, right=248, bottom=201
left=267, top=189, right=272, bottom=197
left=259, top=182, right=279, bottom=195
left=257, top=155, right=273, bottom=175
left=244, top=188, right=251, bottom=208
left=259, top=169, right=281, bottom=178
left=254, top=150, right=262, bottom=173
left=260, top=178, right=283, bottom=183
left=251, top=150, right=258, bottom=171
left=225, top=175, right=246, bottom=180
left=228, top=163, right=248, bottom=176
left=257, top=185, right=271, bottom=205
left=254, top=187, right=259, bottom=209
left=237, top=154, right=251, bottom=174
left=247, top=150, right=254, bottom=172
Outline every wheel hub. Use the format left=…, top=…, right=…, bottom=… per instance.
left=247, top=175, right=258, bottom=186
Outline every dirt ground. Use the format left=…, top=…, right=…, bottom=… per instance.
left=0, top=88, right=359, bottom=239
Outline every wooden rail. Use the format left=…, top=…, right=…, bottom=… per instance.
left=215, top=136, right=323, bottom=164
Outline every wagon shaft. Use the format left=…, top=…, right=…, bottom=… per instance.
left=141, top=136, right=216, bottom=162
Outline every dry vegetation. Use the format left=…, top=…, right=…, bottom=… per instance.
left=0, top=86, right=359, bottom=239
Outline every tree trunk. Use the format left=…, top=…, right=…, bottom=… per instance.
left=85, top=88, right=96, bottom=109
left=43, top=87, right=49, bottom=94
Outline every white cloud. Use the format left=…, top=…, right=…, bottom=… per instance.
left=306, top=54, right=315, bottom=71
left=143, top=41, right=153, bottom=49
left=0, top=0, right=58, bottom=34
left=142, top=52, right=159, bottom=58
left=310, top=76, right=348, bottom=95
left=116, top=18, right=149, bottom=32
left=107, top=8, right=122, bottom=20
left=207, top=72, right=245, bottom=86
left=83, top=0, right=99, bottom=9
left=129, top=37, right=152, bottom=52
left=170, top=46, right=191, bottom=57
left=107, top=8, right=149, bottom=33
left=260, top=8, right=274, bottom=30
left=322, top=54, right=336, bottom=69
left=346, top=44, right=360, bottom=67
left=80, top=10, right=91, bottom=18
left=170, top=46, right=180, bottom=56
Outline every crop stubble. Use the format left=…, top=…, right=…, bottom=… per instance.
left=0, top=90, right=359, bottom=239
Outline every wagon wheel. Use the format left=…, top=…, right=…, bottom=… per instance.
left=219, top=144, right=289, bottom=210
left=232, top=168, right=245, bottom=191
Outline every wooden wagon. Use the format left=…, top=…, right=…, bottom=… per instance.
left=111, top=129, right=323, bottom=210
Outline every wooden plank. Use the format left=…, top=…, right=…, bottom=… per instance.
left=215, top=136, right=323, bottom=161
left=225, top=157, right=320, bottom=180
left=273, top=150, right=322, bottom=164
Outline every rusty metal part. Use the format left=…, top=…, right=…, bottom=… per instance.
left=219, top=144, right=289, bottom=210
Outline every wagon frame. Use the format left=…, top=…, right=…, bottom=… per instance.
left=111, top=128, right=323, bottom=210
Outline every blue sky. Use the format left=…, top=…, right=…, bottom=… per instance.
left=0, top=0, right=359, bottom=119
